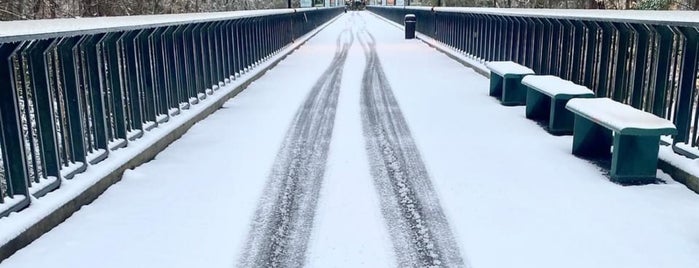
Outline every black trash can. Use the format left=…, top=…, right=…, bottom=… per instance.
left=404, top=14, right=416, bottom=39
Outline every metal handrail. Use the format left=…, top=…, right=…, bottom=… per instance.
left=368, top=6, right=699, bottom=155
left=0, top=7, right=343, bottom=218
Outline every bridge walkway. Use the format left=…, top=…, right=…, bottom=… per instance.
left=3, top=11, right=699, bottom=268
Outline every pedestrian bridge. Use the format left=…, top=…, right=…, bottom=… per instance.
left=0, top=7, right=698, bottom=268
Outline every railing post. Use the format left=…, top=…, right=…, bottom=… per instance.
left=611, top=22, right=632, bottom=103
left=100, top=32, right=129, bottom=146
left=582, top=20, right=598, bottom=90
left=494, top=15, right=504, bottom=61
left=233, top=19, right=243, bottom=77
left=504, top=16, right=514, bottom=62
left=596, top=22, right=614, bottom=97
left=207, top=21, right=219, bottom=88
left=534, top=17, right=546, bottom=72
left=56, top=36, right=88, bottom=175
left=192, top=22, right=208, bottom=94
left=570, top=20, right=586, bottom=84
left=121, top=30, right=145, bottom=133
left=0, top=42, right=30, bottom=209
left=147, top=27, right=170, bottom=123
left=26, top=39, right=61, bottom=180
left=541, top=18, right=553, bottom=74
left=549, top=19, right=562, bottom=77
left=629, top=23, right=650, bottom=109
left=225, top=20, right=234, bottom=80
left=136, top=28, right=158, bottom=127
left=181, top=24, right=197, bottom=103
left=512, top=16, right=523, bottom=64
left=212, top=21, right=224, bottom=83
left=524, top=17, right=536, bottom=70
left=80, top=34, right=110, bottom=156
left=486, top=15, right=496, bottom=61
left=160, top=26, right=181, bottom=116
left=674, top=26, right=699, bottom=145
left=240, top=18, right=251, bottom=73
left=559, top=19, right=574, bottom=80
left=651, top=25, right=673, bottom=117
left=173, top=25, right=190, bottom=109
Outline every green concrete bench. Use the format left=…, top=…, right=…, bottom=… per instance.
left=485, top=61, right=535, bottom=106
left=566, top=98, right=677, bottom=184
left=523, top=75, right=595, bottom=135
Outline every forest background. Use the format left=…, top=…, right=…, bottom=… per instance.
left=0, top=0, right=694, bottom=22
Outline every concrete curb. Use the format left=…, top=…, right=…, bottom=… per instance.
left=0, top=13, right=343, bottom=262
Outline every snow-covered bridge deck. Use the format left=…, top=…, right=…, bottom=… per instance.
left=3, top=12, right=699, bottom=268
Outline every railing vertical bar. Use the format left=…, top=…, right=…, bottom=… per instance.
left=137, top=29, right=158, bottom=125
left=570, top=20, right=585, bottom=84
left=612, top=23, right=631, bottom=103
left=559, top=20, right=573, bottom=80
left=541, top=18, right=552, bottom=74
left=596, top=22, right=614, bottom=97
left=549, top=19, right=562, bottom=76
left=122, top=31, right=144, bottom=132
left=0, top=43, right=30, bottom=198
left=81, top=34, right=110, bottom=152
left=57, top=36, right=87, bottom=167
left=532, top=18, right=546, bottom=74
left=26, top=39, right=61, bottom=180
left=673, top=27, right=699, bottom=145
left=651, top=25, right=673, bottom=117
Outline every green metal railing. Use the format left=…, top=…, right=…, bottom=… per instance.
left=369, top=6, right=699, bottom=154
left=0, top=7, right=343, bottom=218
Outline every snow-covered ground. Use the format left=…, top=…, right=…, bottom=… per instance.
left=3, top=11, right=699, bottom=268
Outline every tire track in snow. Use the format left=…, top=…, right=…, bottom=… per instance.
left=238, top=26, right=354, bottom=268
left=357, top=27, right=467, bottom=268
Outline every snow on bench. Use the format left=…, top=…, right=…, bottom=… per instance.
left=566, top=98, right=676, bottom=135
left=522, top=75, right=593, bottom=98
left=485, top=61, right=535, bottom=77
left=565, top=97, right=677, bottom=184
left=522, top=75, right=595, bottom=134
left=485, top=61, right=535, bottom=106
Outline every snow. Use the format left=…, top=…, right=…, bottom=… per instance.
left=126, top=129, right=143, bottom=140
left=521, top=75, right=593, bottom=97
left=0, top=196, right=26, bottom=211
left=155, top=114, right=169, bottom=123
left=60, top=161, right=86, bottom=178
left=566, top=98, right=677, bottom=134
left=107, top=138, right=127, bottom=150
left=142, top=121, right=157, bottom=131
left=85, top=149, right=107, bottom=164
left=28, top=177, right=58, bottom=196
left=485, top=61, right=535, bottom=76
left=2, top=10, right=699, bottom=268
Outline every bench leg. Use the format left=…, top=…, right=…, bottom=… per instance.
left=572, top=115, right=613, bottom=158
left=611, top=135, right=660, bottom=184
left=549, top=97, right=575, bottom=135
left=525, top=87, right=549, bottom=120
left=489, top=74, right=503, bottom=99
left=501, top=75, right=527, bottom=106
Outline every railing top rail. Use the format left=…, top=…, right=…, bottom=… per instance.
left=0, top=7, right=337, bottom=43
left=374, top=6, right=699, bottom=27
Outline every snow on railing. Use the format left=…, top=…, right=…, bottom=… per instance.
left=368, top=6, right=699, bottom=155
left=0, top=7, right=344, bottom=218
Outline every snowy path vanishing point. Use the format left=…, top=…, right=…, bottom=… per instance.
left=357, top=25, right=466, bottom=267
left=237, top=23, right=354, bottom=267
